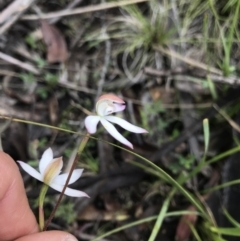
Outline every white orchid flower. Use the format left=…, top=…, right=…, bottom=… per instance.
left=85, top=93, right=148, bottom=149
left=18, top=148, right=89, bottom=198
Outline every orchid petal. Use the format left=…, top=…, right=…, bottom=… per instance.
left=53, top=169, right=83, bottom=185
left=17, top=161, right=42, bottom=182
left=49, top=183, right=89, bottom=197
left=85, top=116, right=100, bottom=134
left=39, top=147, right=53, bottom=175
left=105, top=116, right=148, bottom=133
left=100, top=118, right=133, bottom=149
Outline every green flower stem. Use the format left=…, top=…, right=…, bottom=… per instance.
left=39, top=184, right=49, bottom=231
left=43, top=133, right=90, bottom=231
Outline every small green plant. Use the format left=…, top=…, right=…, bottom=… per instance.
left=84, top=1, right=175, bottom=81
left=20, top=73, right=35, bottom=83
left=32, top=197, right=77, bottom=225
left=171, top=128, right=180, bottom=140
left=116, top=2, right=175, bottom=54
left=45, top=73, right=58, bottom=86
left=209, top=0, right=240, bottom=76
left=81, top=151, right=99, bottom=174
left=168, top=154, right=195, bottom=174
left=25, top=34, right=37, bottom=49
left=36, top=87, right=48, bottom=99
left=140, top=100, right=165, bottom=132
left=35, top=57, right=47, bottom=69
left=35, top=73, right=59, bottom=99
left=55, top=202, right=77, bottom=225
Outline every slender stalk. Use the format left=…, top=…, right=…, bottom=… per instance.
left=39, top=184, right=49, bottom=231
left=148, top=189, right=175, bottom=241
left=91, top=210, right=199, bottom=241
left=43, top=133, right=90, bottom=230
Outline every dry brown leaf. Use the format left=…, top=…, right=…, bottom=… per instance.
left=41, top=20, right=68, bottom=63
left=175, top=206, right=198, bottom=241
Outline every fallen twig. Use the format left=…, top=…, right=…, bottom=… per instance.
left=21, top=0, right=149, bottom=20
left=0, top=52, right=39, bottom=74
left=0, top=0, right=37, bottom=34
left=144, top=67, right=240, bottom=85
left=154, top=45, right=222, bottom=75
